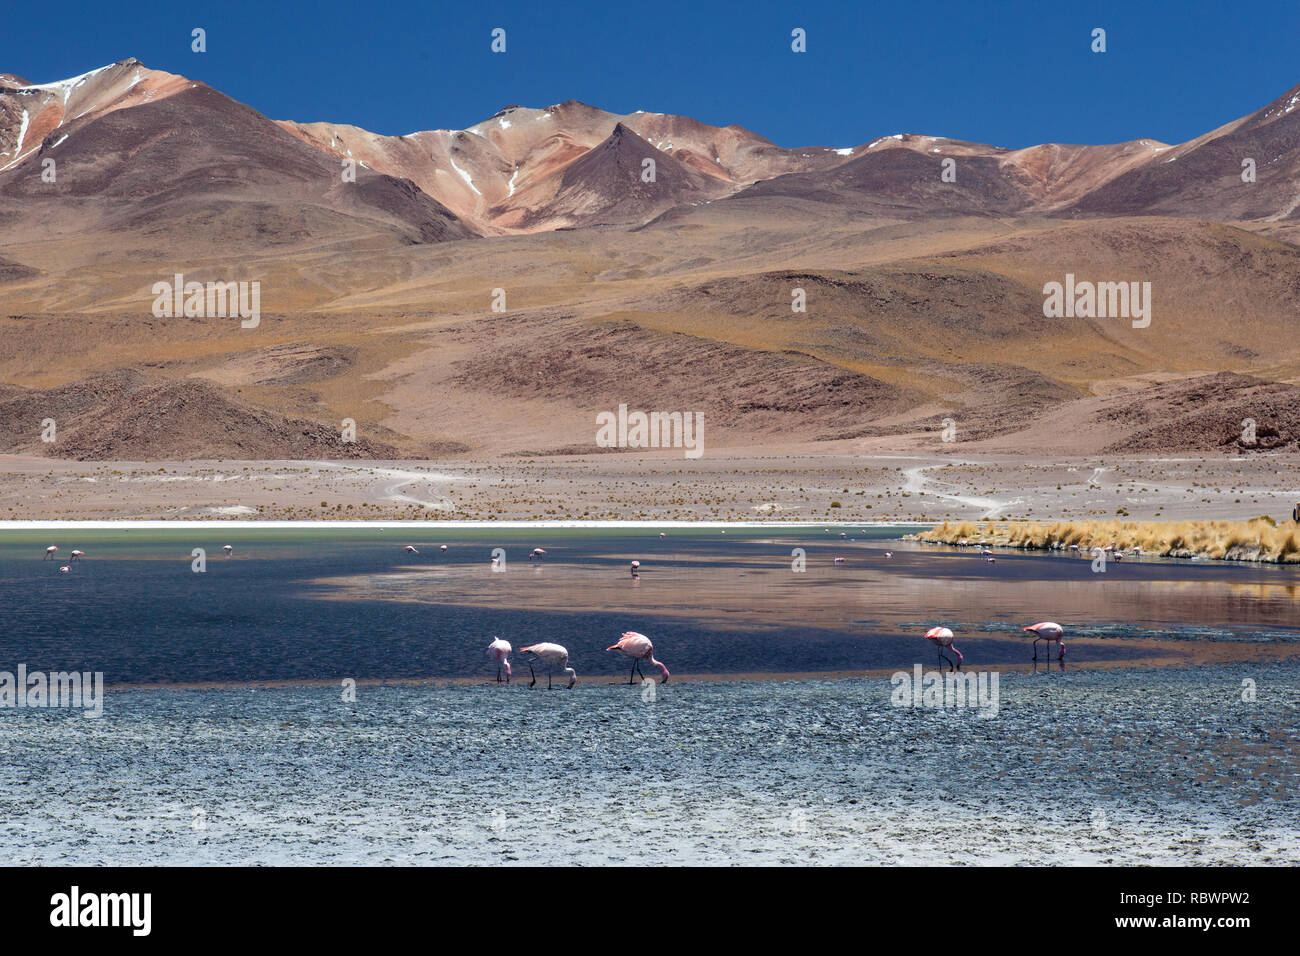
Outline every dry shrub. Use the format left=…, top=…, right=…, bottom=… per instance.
left=916, top=517, right=1300, bottom=563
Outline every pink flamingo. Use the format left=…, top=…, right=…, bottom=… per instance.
left=403, top=545, right=420, bottom=554
left=222, top=545, right=233, bottom=557
left=44, top=546, right=58, bottom=560
left=1024, top=622, right=1066, bottom=661
left=607, top=631, right=670, bottom=684
left=487, top=637, right=512, bottom=682
left=439, top=545, right=448, bottom=553
left=529, top=548, right=546, bottom=561
left=833, top=557, right=845, bottom=564
left=659, top=532, right=666, bottom=538
left=70, top=550, right=85, bottom=561
left=520, top=643, right=576, bottom=689
left=884, top=551, right=893, bottom=558
left=57, top=565, right=71, bottom=573
left=924, top=626, right=963, bottom=672
left=629, top=560, right=640, bottom=578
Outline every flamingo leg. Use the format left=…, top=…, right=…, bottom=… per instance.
left=528, top=661, right=536, bottom=688
left=628, top=659, right=637, bottom=684
left=548, top=667, right=553, bottom=690
left=1032, top=637, right=1039, bottom=661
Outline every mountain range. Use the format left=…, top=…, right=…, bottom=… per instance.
left=3, top=59, right=1300, bottom=460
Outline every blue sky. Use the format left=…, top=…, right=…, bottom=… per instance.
left=4, top=0, right=1299, bottom=148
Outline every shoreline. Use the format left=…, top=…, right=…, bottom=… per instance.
left=100, top=646, right=1300, bottom=694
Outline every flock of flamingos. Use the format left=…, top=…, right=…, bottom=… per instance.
left=41, top=532, right=1070, bottom=687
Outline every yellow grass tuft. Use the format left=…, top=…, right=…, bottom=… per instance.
left=916, top=517, right=1300, bottom=563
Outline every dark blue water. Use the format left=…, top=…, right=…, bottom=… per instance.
left=2, top=527, right=1298, bottom=865
left=2, top=526, right=1298, bottom=684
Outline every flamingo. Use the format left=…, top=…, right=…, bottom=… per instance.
left=70, top=550, right=85, bottom=561
left=659, top=532, right=666, bottom=538
left=529, top=548, right=546, bottom=561
left=440, top=545, right=448, bottom=553
left=403, top=545, right=420, bottom=554
left=487, top=637, right=512, bottom=682
left=607, top=631, right=670, bottom=684
left=58, top=565, right=71, bottom=573
left=884, top=551, right=893, bottom=558
left=834, top=557, right=845, bottom=564
left=1024, top=622, right=1066, bottom=661
left=520, top=643, right=576, bottom=689
left=222, top=545, right=233, bottom=557
left=629, top=560, right=640, bottom=578
left=44, top=546, right=58, bottom=560
left=840, top=532, right=847, bottom=538
left=924, top=626, right=963, bottom=672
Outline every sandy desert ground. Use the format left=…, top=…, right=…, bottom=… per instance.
left=0, top=448, right=1294, bottom=523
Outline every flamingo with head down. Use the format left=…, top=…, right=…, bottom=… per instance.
left=924, top=626, right=963, bottom=672
left=487, top=637, right=513, bottom=682
left=607, top=631, right=669, bottom=684
left=1024, top=622, right=1066, bottom=661
left=520, top=643, right=576, bottom=689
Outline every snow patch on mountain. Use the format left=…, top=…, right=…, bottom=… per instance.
left=449, top=154, right=480, bottom=195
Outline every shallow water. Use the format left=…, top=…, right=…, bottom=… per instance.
left=2, top=527, right=1299, bottom=683
left=2, top=666, right=1296, bottom=865
left=2, top=526, right=1296, bottom=864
